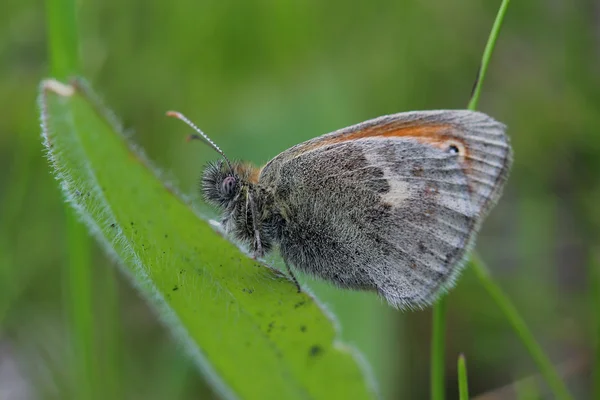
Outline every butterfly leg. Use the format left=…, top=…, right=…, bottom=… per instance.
left=253, top=229, right=264, bottom=257
left=246, top=192, right=264, bottom=257
left=283, top=260, right=301, bottom=293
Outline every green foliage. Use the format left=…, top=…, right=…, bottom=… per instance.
left=38, top=78, right=376, bottom=399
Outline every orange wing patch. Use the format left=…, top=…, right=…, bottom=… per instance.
left=304, top=123, right=469, bottom=158
left=319, top=125, right=467, bottom=156
left=328, top=124, right=451, bottom=143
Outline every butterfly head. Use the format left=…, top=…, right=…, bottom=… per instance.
left=202, top=160, right=244, bottom=208
left=166, top=110, right=253, bottom=208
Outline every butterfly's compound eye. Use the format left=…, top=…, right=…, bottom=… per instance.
left=448, top=144, right=460, bottom=154
left=221, top=176, right=237, bottom=197
left=446, top=141, right=465, bottom=156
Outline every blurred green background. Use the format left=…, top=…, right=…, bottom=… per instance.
left=1, top=0, right=599, bottom=399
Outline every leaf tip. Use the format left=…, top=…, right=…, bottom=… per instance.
left=42, top=79, right=75, bottom=97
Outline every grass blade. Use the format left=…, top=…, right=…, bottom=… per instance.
left=463, top=1, right=572, bottom=399
left=38, top=78, right=377, bottom=400
left=45, top=0, right=79, bottom=78
left=457, top=354, right=469, bottom=400
left=64, top=210, right=95, bottom=399
left=44, top=0, right=99, bottom=398
left=470, top=256, right=573, bottom=400
left=432, top=1, right=511, bottom=397
left=467, top=0, right=511, bottom=110
left=431, top=297, right=447, bottom=400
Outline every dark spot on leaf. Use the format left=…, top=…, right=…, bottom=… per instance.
left=267, top=321, right=275, bottom=333
left=172, top=285, right=178, bottom=291
left=110, top=223, right=115, bottom=228
left=130, top=221, right=134, bottom=226
left=294, top=300, right=306, bottom=309
left=309, top=345, right=323, bottom=357
left=300, top=325, right=307, bottom=333
left=242, top=288, right=254, bottom=294
left=164, top=234, right=168, bottom=238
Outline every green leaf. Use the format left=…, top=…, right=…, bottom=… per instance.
left=38, top=78, right=377, bottom=400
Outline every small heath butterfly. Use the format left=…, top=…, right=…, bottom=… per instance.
left=167, top=110, right=512, bottom=309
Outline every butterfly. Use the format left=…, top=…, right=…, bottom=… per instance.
left=168, top=110, right=512, bottom=309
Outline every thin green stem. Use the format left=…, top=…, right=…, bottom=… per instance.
left=45, top=0, right=79, bottom=79
left=100, top=263, right=121, bottom=399
left=470, top=256, right=573, bottom=400
left=431, top=2, right=511, bottom=397
left=468, top=0, right=511, bottom=110
left=65, top=210, right=95, bottom=400
left=45, top=0, right=95, bottom=399
left=430, top=297, right=447, bottom=400
left=457, top=354, right=469, bottom=400
left=463, top=1, right=572, bottom=399
left=591, top=249, right=600, bottom=400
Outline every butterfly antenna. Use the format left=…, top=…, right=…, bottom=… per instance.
left=166, top=111, right=234, bottom=171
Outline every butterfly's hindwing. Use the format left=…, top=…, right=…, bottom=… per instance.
left=262, top=138, right=477, bottom=308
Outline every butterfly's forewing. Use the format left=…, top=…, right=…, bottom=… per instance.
left=260, top=110, right=511, bottom=308
left=263, top=110, right=512, bottom=217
